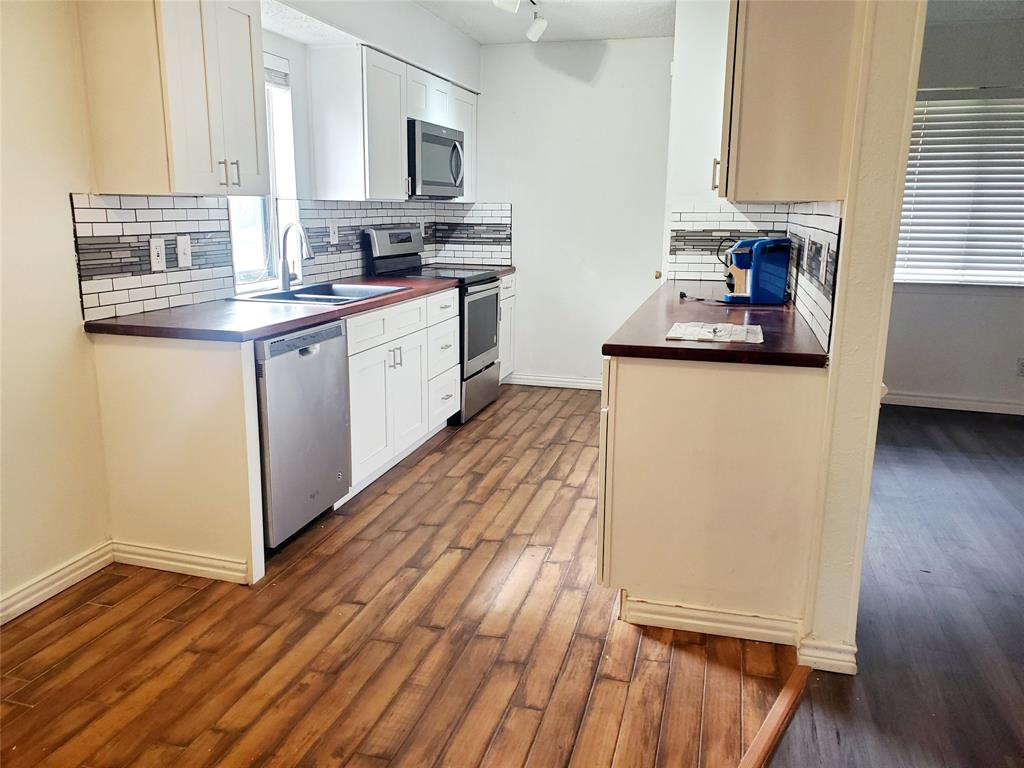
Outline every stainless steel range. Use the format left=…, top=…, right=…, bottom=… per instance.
left=366, top=226, right=501, bottom=423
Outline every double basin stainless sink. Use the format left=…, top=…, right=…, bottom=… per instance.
left=235, top=282, right=408, bottom=306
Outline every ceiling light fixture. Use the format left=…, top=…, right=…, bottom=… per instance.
left=526, top=9, right=548, bottom=41
left=492, top=0, right=521, bottom=13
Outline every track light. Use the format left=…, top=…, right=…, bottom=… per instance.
left=492, top=0, right=521, bottom=13
left=526, top=10, right=548, bottom=41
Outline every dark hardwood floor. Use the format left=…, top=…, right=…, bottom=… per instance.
left=1, top=385, right=797, bottom=767
left=772, top=405, right=1024, bottom=768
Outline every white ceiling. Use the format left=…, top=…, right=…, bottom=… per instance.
left=926, top=0, right=1024, bottom=24
left=416, top=0, right=675, bottom=45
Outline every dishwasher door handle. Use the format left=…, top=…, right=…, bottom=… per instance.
left=298, top=344, right=320, bottom=358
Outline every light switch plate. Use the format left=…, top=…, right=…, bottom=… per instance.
left=329, top=221, right=339, bottom=245
left=149, top=238, right=166, bottom=272
left=176, top=235, right=192, bottom=268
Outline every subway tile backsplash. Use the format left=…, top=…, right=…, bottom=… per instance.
left=72, top=195, right=513, bottom=321
left=664, top=200, right=841, bottom=353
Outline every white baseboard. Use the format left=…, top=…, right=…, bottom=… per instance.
left=797, top=637, right=858, bottom=675
left=883, top=391, right=1024, bottom=416
left=111, top=541, right=248, bottom=584
left=621, top=594, right=802, bottom=646
left=0, top=541, right=114, bottom=624
left=504, top=372, right=602, bottom=391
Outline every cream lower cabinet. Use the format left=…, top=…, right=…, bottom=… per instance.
left=497, top=274, right=516, bottom=381
left=348, top=291, right=461, bottom=487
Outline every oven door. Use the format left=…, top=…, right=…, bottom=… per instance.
left=463, top=281, right=499, bottom=377
left=410, top=119, right=464, bottom=198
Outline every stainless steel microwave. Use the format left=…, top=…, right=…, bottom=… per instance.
left=408, top=119, right=464, bottom=198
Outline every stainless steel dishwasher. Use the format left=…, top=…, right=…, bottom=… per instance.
left=255, top=320, right=351, bottom=547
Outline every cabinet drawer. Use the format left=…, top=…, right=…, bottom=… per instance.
left=428, top=365, right=461, bottom=429
left=427, top=289, right=459, bottom=326
left=499, top=274, right=516, bottom=299
left=427, top=317, right=460, bottom=379
left=347, top=297, right=427, bottom=355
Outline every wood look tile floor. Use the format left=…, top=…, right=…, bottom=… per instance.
left=1, top=386, right=793, bottom=767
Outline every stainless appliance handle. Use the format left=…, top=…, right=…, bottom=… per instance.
left=454, top=141, right=465, bottom=186
left=298, top=344, right=320, bottom=358
left=464, top=280, right=499, bottom=297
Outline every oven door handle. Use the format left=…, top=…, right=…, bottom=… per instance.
left=464, top=280, right=499, bottom=297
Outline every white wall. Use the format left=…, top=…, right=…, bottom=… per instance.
left=1, top=1, right=111, bottom=609
left=477, top=39, right=673, bottom=386
left=663, top=0, right=729, bottom=214
left=884, top=284, right=1024, bottom=414
left=279, top=0, right=481, bottom=91
left=882, top=17, right=1024, bottom=414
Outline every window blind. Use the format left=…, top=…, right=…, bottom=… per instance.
left=896, top=97, right=1024, bottom=286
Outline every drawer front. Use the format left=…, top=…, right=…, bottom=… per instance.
left=348, top=297, right=428, bottom=356
left=499, top=274, right=516, bottom=299
left=385, top=298, right=427, bottom=339
left=427, top=316, right=460, bottom=379
left=427, top=289, right=459, bottom=326
left=428, top=365, right=461, bottom=429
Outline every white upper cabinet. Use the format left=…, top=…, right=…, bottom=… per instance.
left=209, top=0, right=270, bottom=195
left=363, top=48, right=410, bottom=201
left=448, top=84, right=477, bottom=202
left=407, top=65, right=451, bottom=125
left=77, top=0, right=269, bottom=195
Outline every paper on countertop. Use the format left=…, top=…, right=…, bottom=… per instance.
left=666, top=322, right=764, bottom=343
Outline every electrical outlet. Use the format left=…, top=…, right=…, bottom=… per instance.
left=329, top=221, right=339, bottom=245
left=149, top=238, right=166, bottom=272
left=176, top=235, right=192, bottom=268
left=1017, top=357, right=1024, bottom=377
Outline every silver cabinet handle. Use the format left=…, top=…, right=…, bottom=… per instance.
left=441, top=393, right=453, bottom=401
left=440, top=304, right=452, bottom=310
left=441, top=343, right=453, bottom=350
left=396, top=345, right=403, bottom=367
left=218, top=160, right=229, bottom=186
left=388, top=348, right=396, bottom=368
left=711, top=157, right=721, bottom=191
left=231, top=160, right=241, bottom=187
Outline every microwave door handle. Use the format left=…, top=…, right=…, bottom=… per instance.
left=449, top=143, right=458, bottom=185
left=453, top=141, right=465, bottom=186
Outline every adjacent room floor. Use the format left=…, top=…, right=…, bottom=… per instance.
left=1, top=385, right=794, bottom=767
left=772, top=406, right=1024, bottom=767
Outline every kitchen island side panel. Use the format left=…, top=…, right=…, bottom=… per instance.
left=603, top=356, right=827, bottom=637
left=90, top=334, right=264, bottom=584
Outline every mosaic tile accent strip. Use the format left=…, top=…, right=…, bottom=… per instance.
left=71, top=194, right=234, bottom=320
left=666, top=203, right=790, bottom=281
left=430, top=203, right=512, bottom=266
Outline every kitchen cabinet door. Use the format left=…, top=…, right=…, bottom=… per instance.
left=450, top=85, right=477, bottom=202
left=211, top=0, right=270, bottom=195
left=349, top=343, right=395, bottom=485
left=363, top=47, right=409, bottom=200
left=407, top=65, right=450, bottom=125
left=717, top=0, right=860, bottom=202
left=389, top=329, right=429, bottom=455
left=498, top=296, right=515, bottom=381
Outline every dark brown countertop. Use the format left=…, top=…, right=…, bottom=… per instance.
left=602, top=280, right=827, bottom=368
left=84, top=276, right=460, bottom=343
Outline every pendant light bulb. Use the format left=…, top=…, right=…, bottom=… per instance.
left=526, top=10, right=548, bottom=41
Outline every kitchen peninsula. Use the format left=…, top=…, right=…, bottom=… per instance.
left=598, top=280, right=832, bottom=667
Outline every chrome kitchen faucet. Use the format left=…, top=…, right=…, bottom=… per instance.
left=279, top=221, right=314, bottom=291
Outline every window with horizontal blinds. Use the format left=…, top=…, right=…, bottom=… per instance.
left=896, top=97, right=1024, bottom=286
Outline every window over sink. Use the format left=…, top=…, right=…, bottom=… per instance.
left=229, top=52, right=303, bottom=292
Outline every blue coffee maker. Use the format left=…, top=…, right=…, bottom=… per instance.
left=722, top=237, right=791, bottom=305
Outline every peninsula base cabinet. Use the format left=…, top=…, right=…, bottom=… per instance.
left=348, top=291, right=461, bottom=487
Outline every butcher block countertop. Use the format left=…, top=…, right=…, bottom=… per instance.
left=602, top=280, right=828, bottom=368
left=84, top=276, right=459, bottom=343
left=84, top=265, right=516, bottom=342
